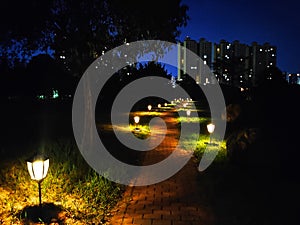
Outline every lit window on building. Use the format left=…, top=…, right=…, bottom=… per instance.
left=52, top=90, right=59, bottom=99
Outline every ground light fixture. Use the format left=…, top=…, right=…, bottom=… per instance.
left=134, top=115, right=140, bottom=124
left=186, top=109, right=191, bottom=122
left=133, top=115, right=141, bottom=132
left=207, top=123, right=215, bottom=144
left=27, top=155, right=49, bottom=206
left=186, top=109, right=191, bottom=117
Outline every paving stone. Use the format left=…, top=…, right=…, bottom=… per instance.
left=108, top=114, right=214, bottom=225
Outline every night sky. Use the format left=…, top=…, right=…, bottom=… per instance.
left=179, top=0, right=300, bottom=73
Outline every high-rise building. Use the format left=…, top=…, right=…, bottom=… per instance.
left=178, top=37, right=277, bottom=87
left=177, top=37, right=212, bottom=84
left=288, top=73, right=300, bottom=84
left=250, top=42, right=277, bottom=86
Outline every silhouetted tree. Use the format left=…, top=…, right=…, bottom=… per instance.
left=50, top=0, right=189, bottom=76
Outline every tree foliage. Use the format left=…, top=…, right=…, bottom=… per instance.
left=1, top=0, right=189, bottom=76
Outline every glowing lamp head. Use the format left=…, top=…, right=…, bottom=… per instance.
left=158, top=104, right=161, bottom=108
left=186, top=109, right=191, bottom=116
left=27, top=156, right=49, bottom=182
left=134, top=116, right=140, bottom=124
left=147, top=105, right=152, bottom=111
left=207, top=123, right=215, bottom=134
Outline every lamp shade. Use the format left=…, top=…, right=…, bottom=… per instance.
left=27, top=157, right=49, bottom=181
left=134, top=116, right=140, bottom=124
left=207, top=123, right=215, bottom=134
left=186, top=109, right=191, bottom=116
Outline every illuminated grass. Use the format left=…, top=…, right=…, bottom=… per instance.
left=129, top=124, right=151, bottom=139
left=194, top=135, right=227, bottom=163
left=0, top=140, right=123, bottom=224
left=180, top=133, right=227, bottom=163
left=177, top=116, right=209, bottom=124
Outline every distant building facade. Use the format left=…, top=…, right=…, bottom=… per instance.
left=177, top=37, right=277, bottom=87
left=177, top=37, right=212, bottom=84
left=287, top=73, right=300, bottom=84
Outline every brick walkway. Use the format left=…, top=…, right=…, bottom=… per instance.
left=108, top=115, right=214, bottom=225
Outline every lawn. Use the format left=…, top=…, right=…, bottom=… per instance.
left=0, top=139, right=124, bottom=224
left=2, top=102, right=298, bottom=225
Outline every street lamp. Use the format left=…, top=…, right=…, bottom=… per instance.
left=27, top=155, right=49, bottom=206
left=207, top=123, right=215, bottom=144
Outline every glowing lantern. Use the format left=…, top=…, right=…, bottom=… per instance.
left=207, top=123, right=215, bottom=144
left=27, top=155, right=49, bottom=205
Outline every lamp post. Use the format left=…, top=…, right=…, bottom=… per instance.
left=207, top=123, right=215, bottom=144
left=186, top=109, right=191, bottom=122
left=27, top=155, right=49, bottom=206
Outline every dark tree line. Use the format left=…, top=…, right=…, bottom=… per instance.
left=1, top=0, right=189, bottom=76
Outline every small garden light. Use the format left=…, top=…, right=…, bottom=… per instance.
left=186, top=109, right=191, bottom=117
left=207, top=123, right=215, bottom=144
left=186, top=109, right=191, bottom=122
left=27, top=155, right=49, bottom=206
left=133, top=115, right=141, bottom=132
left=134, top=115, right=140, bottom=124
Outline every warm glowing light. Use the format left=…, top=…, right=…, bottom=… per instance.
left=27, top=156, right=49, bottom=206
left=134, top=116, right=140, bottom=124
left=27, top=159, right=49, bottom=181
left=158, top=104, right=161, bottom=108
left=164, top=103, right=168, bottom=107
left=186, top=109, right=191, bottom=116
left=148, top=105, right=152, bottom=111
left=207, top=123, right=215, bottom=134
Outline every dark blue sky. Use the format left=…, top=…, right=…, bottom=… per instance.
left=179, top=0, right=300, bottom=73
